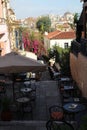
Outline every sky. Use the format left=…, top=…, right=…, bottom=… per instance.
left=10, top=0, right=83, bottom=19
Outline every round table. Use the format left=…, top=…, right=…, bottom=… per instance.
left=16, top=97, right=30, bottom=103
left=63, top=103, right=86, bottom=120
left=63, top=85, right=75, bottom=96
left=64, top=85, right=74, bottom=91
left=20, top=88, right=32, bottom=93
left=63, top=97, right=80, bottom=103
left=24, top=81, right=31, bottom=87
left=16, top=97, right=31, bottom=118
left=63, top=103, right=85, bottom=113
left=60, top=77, right=71, bottom=82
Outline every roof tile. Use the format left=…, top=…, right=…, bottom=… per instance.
left=46, top=31, right=76, bottom=39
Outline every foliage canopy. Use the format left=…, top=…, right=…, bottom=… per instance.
left=48, top=45, right=71, bottom=76
left=36, top=16, right=51, bottom=34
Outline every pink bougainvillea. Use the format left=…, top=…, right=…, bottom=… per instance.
left=22, top=33, right=39, bottom=54
left=22, top=32, right=46, bottom=56
left=33, top=40, right=38, bottom=46
left=22, top=32, right=30, bottom=51
left=33, top=40, right=38, bottom=54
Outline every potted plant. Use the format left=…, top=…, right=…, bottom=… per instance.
left=1, top=97, right=12, bottom=121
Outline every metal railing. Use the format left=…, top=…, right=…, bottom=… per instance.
left=71, top=38, right=87, bottom=56
left=80, top=39, right=87, bottom=56
left=71, top=40, right=81, bottom=56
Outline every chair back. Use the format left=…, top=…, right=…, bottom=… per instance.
left=46, top=120, right=74, bottom=130
left=49, top=105, right=64, bottom=121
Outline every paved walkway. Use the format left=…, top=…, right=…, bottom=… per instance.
left=0, top=70, right=62, bottom=130
left=33, top=80, right=61, bottom=121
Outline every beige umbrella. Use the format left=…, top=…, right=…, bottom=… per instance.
left=0, top=51, right=46, bottom=73
left=0, top=51, right=46, bottom=100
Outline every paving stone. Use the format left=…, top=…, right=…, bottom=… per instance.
left=0, top=70, right=62, bottom=130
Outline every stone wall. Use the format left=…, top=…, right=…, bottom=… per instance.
left=70, top=53, right=87, bottom=98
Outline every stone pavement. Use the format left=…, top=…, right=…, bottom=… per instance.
left=0, top=70, right=62, bottom=130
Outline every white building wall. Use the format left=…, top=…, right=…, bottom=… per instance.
left=44, top=37, right=50, bottom=50
left=18, top=50, right=37, bottom=60
left=50, top=39, right=73, bottom=48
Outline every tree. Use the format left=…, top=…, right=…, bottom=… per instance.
left=36, top=16, right=51, bottom=34
left=48, top=45, right=71, bottom=76
left=73, top=13, right=79, bottom=25
left=59, top=48, right=71, bottom=76
left=68, top=13, right=79, bottom=30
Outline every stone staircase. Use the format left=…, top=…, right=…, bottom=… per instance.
left=0, top=120, right=47, bottom=130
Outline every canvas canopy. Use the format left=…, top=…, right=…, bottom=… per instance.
left=0, top=51, right=46, bottom=74
left=0, top=51, right=46, bottom=100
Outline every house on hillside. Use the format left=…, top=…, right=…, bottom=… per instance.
left=44, top=30, right=76, bottom=51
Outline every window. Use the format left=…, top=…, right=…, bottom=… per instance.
left=64, top=43, right=68, bottom=49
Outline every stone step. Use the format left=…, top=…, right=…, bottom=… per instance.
left=0, top=120, right=77, bottom=130
left=0, top=120, right=47, bottom=130
left=0, top=120, right=46, bottom=126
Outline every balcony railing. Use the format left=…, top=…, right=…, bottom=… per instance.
left=71, top=40, right=81, bottom=56
left=71, top=38, right=87, bottom=56
left=80, top=39, right=87, bottom=56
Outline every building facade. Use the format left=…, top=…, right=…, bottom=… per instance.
left=0, top=0, right=17, bottom=55
left=44, top=30, right=76, bottom=51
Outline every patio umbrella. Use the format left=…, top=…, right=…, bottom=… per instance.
left=0, top=51, right=46, bottom=99
left=0, top=51, right=46, bottom=73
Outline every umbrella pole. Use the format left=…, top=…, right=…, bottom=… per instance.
left=12, top=74, right=15, bottom=101
left=13, top=81, right=15, bottom=101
